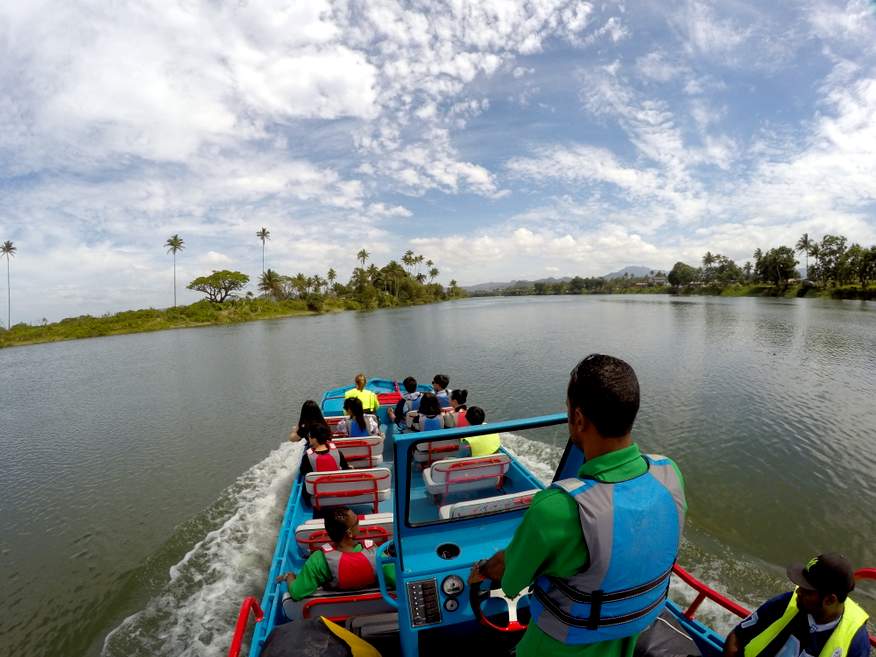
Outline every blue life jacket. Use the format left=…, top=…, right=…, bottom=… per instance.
left=346, top=417, right=370, bottom=437
left=435, top=390, right=450, bottom=408
left=419, top=414, right=443, bottom=431
left=530, top=454, right=686, bottom=645
left=403, top=392, right=422, bottom=414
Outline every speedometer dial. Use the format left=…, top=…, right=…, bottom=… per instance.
left=441, top=574, right=465, bottom=597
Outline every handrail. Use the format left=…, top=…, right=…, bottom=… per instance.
left=228, top=596, right=264, bottom=657
left=672, top=564, right=751, bottom=620
left=853, top=569, right=876, bottom=647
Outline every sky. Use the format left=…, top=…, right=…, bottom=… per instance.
left=1, top=1, right=876, bottom=323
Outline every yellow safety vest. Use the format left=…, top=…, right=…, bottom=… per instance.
left=463, top=432, right=501, bottom=457
left=743, top=590, right=869, bottom=657
left=344, top=388, right=379, bottom=413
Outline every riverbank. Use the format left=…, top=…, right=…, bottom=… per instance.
left=0, top=298, right=346, bottom=349
left=672, top=283, right=876, bottom=300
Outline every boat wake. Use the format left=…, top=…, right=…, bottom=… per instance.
left=101, top=441, right=303, bottom=657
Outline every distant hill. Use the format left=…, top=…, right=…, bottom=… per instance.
left=465, top=267, right=659, bottom=291
left=602, top=265, right=655, bottom=280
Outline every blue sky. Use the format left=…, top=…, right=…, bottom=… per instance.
left=1, top=0, right=876, bottom=322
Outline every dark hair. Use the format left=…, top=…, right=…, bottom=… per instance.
left=567, top=354, right=639, bottom=438
left=343, top=396, right=367, bottom=431
left=309, top=423, right=332, bottom=445
left=466, top=406, right=485, bottom=425
left=325, top=506, right=353, bottom=543
left=297, top=400, right=328, bottom=433
left=432, top=374, right=449, bottom=390
left=418, top=392, right=441, bottom=417
left=451, top=389, right=468, bottom=406
left=402, top=376, right=418, bottom=393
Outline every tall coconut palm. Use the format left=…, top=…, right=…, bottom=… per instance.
left=796, top=233, right=811, bottom=280
left=415, top=254, right=425, bottom=275
left=357, top=249, right=369, bottom=268
left=259, top=269, right=282, bottom=298
left=1, top=240, right=16, bottom=329
left=257, top=227, right=271, bottom=274
left=403, top=249, right=415, bottom=273
left=165, top=234, right=185, bottom=307
left=327, top=267, right=337, bottom=295
left=429, top=266, right=439, bottom=282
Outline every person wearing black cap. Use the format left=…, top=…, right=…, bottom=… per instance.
left=723, top=553, right=870, bottom=657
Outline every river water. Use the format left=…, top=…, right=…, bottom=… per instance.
left=1, top=295, right=874, bottom=656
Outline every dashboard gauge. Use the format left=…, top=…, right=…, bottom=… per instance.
left=441, top=574, right=465, bottom=597
left=444, top=597, right=459, bottom=612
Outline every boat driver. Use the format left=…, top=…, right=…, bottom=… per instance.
left=343, top=373, right=380, bottom=414
left=722, top=552, right=870, bottom=657
left=470, top=354, right=687, bottom=657
left=277, top=507, right=395, bottom=607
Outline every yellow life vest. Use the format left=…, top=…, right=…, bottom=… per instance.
left=463, top=432, right=501, bottom=457
left=344, top=388, right=379, bottom=413
left=743, top=590, right=869, bottom=657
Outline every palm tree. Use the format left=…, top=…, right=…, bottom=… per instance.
left=357, top=249, right=369, bottom=268
left=257, top=227, right=271, bottom=274
left=429, top=266, right=439, bottom=282
left=165, top=234, right=185, bottom=307
left=416, top=272, right=427, bottom=284
left=327, top=268, right=337, bottom=295
left=259, top=269, right=282, bottom=298
left=796, top=233, right=811, bottom=280
left=426, top=259, right=434, bottom=270
left=1, top=240, right=16, bottom=329
left=415, top=254, right=425, bottom=275
left=403, top=249, right=415, bottom=273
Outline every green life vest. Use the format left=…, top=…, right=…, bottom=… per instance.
left=463, top=432, right=501, bottom=457
left=743, top=590, right=869, bottom=657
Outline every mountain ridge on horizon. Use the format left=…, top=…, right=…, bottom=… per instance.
left=464, top=266, right=658, bottom=292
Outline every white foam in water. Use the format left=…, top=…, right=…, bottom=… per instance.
left=500, top=431, right=564, bottom=484
left=102, top=441, right=304, bottom=657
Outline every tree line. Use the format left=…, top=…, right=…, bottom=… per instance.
left=668, top=233, right=876, bottom=289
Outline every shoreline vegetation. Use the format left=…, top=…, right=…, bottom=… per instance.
left=472, top=232, right=876, bottom=303
left=0, top=249, right=465, bottom=349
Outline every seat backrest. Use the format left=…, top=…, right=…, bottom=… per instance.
left=439, top=489, right=538, bottom=519
left=413, top=438, right=461, bottom=464
left=292, top=590, right=397, bottom=622
left=296, top=512, right=393, bottom=555
left=305, top=467, right=392, bottom=511
left=333, top=435, right=384, bottom=468
left=325, top=416, right=348, bottom=438
left=428, top=454, right=511, bottom=485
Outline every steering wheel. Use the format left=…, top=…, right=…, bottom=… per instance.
left=375, top=541, right=398, bottom=609
left=468, top=577, right=531, bottom=633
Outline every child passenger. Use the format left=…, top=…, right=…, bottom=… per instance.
left=342, top=397, right=380, bottom=437
left=409, top=392, right=445, bottom=431
left=432, top=374, right=451, bottom=408
left=443, top=389, right=469, bottom=428
left=388, top=376, right=422, bottom=427
left=458, top=406, right=501, bottom=457
left=289, top=400, right=330, bottom=442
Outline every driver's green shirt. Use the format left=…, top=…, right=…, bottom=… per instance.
left=501, top=443, right=686, bottom=657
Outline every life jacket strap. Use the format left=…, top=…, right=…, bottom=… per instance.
left=544, top=562, right=674, bottom=604
left=534, top=580, right=669, bottom=629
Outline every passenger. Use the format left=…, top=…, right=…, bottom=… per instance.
left=342, top=397, right=380, bottom=437
left=387, top=376, right=422, bottom=427
left=343, top=373, right=380, bottom=414
left=288, top=399, right=329, bottom=442
left=300, top=424, right=350, bottom=477
left=723, top=553, right=870, bottom=657
left=431, top=374, right=451, bottom=408
left=277, top=506, right=396, bottom=603
left=443, top=389, right=469, bottom=428
left=409, top=392, right=445, bottom=431
left=469, top=354, right=687, bottom=657
left=457, top=406, right=500, bottom=456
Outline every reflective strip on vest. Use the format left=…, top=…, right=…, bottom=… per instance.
left=320, top=540, right=378, bottom=590
left=307, top=445, right=342, bottom=471
left=464, top=432, right=501, bottom=457
left=743, top=591, right=869, bottom=657
left=530, top=454, right=686, bottom=645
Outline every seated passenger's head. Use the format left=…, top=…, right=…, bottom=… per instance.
left=325, top=506, right=358, bottom=543
left=402, top=376, right=418, bottom=393
left=307, top=423, right=332, bottom=448
left=418, top=392, right=441, bottom=416
left=298, top=400, right=325, bottom=428
left=431, top=374, right=449, bottom=392
left=450, top=388, right=468, bottom=409
left=567, top=354, right=639, bottom=443
left=354, top=373, right=366, bottom=390
left=466, top=406, right=485, bottom=425
left=343, top=396, right=366, bottom=422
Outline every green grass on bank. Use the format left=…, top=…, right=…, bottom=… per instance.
left=672, top=283, right=876, bottom=300
left=0, top=297, right=347, bottom=349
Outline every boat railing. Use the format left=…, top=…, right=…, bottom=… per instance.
left=227, top=596, right=264, bottom=657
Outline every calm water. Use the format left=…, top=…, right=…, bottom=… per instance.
left=1, top=295, right=875, bottom=656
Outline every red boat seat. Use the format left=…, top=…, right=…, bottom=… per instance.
left=282, top=588, right=396, bottom=623
left=333, top=435, right=384, bottom=469
left=438, top=488, right=538, bottom=520
left=305, top=467, right=392, bottom=513
left=295, top=512, right=393, bottom=556
left=413, top=439, right=462, bottom=465
left=423, top=454, right=511, bottom=501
